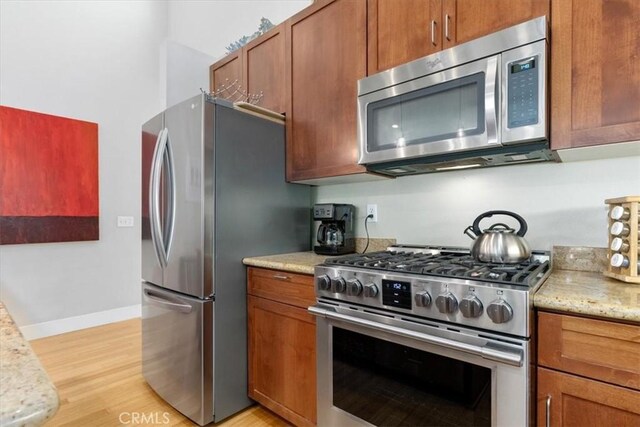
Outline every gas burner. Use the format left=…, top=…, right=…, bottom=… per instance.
left=326, top=246, right=550, bottom=287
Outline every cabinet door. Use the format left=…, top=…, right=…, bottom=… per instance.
left=242, top=25, right=286, bottom=114
left=551, top=0, right=640, bottom=149
left=537, top=368, right=640, bottom=427
left=209, top=50, right=243, bottom=94
left=442, top=0, right=549, bottom=49
left=368, top=0, right=442, bottom=74
left=285, top=0, right=367, bottom=182
left=248, top=295, right=316, bottom=427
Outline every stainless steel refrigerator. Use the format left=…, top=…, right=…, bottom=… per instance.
left=141, top=94, right=310, bottom=425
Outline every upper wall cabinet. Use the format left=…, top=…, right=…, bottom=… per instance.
left=285, top=0, right=370, bottom=183
left=368, top=0, right=442, bottom=73
left=210, top=50, right=242, bottom=96
left=442, top=0, right=549, bottom=49
left=210, top=24, right=286, bottom=114
left=551, top=0, right=640, bottom=149
left=368, top=0, right=550, bottom=74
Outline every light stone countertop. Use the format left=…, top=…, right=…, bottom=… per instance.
left=243, top=251, right=330, bottom=275
left=243, top=238, right=396, bottom=275
left=534, top=270, right=640, bottom=322
left=534, top=246, right=640, bottom=323
left=0, top=302, right=59, bottom=427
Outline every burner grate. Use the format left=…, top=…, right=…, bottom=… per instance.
left=325, top=250, right=549, bottom=287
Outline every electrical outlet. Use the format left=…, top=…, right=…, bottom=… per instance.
left=117, top=216, right=134, bottom=228
left=366, top=204, right=378, bottom=223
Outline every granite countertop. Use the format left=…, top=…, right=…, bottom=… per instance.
left=243, top=238, right=396, bottom=275
left=535, top=270, right=640, bottom=322
left=0, top=302, right=59, bottom=427
left=243, top=251, right=330, bottom=275
left=534, top=246, right=640, bottom=323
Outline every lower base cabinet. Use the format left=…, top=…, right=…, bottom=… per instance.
left=247, top=267, right=316, bottom=426
left=537, top=367, right=640, bottom=426
left=536, top=311, right=640, bottom=426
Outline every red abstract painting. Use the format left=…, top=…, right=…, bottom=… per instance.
left=0, top=106, right=99, bottom=244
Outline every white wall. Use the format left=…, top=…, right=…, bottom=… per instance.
left=168, top=0, right=311, bottom=60
left=313, top=155, right=640, bottom=250
left=165, top=40, right=215, bottom=107
left=0, top=1, right=168, bottom=327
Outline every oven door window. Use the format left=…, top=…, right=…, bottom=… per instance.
left=333, top=327, right=491, bottom=427
left=366, top=73, right=485, bottom=153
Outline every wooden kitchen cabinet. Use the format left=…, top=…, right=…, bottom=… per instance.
left=210, top=24, right=286, bottom=114
left=442, top=0, right=549, bottom=49
left=367, top=0, right=442, bottom=73
left=241, top=24, right=286, bottom=114
left=285, top=0, right=368, bottom=182
left=551, top=0, right=640, bottom=149
left=210, top=50, right=242, bottom=96
left=367, top=0, right=549, bottom=74
left=247, top=267, right=316, bottom=427
left=537, top=311, right=640, bottom=426
left=537, top=368, right=640, bottom=427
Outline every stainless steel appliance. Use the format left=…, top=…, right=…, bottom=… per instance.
left=357, top=17, right=556, bottom=176
left=313, top=203, right=355, bottom=255
left=310, top=245, right=551, bottom=426
left=141, top=94, right=310, bottom=425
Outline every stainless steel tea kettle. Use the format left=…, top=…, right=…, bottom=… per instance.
left=464, top=210, right=531, bottom=264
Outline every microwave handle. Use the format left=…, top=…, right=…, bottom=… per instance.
left=484, top=56, right=499, bottom=145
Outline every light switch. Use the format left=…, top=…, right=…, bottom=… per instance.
left=117, top=216, right=134, bottom=227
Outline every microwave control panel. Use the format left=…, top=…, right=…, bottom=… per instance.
left=507, top=56, right=539, bottom=128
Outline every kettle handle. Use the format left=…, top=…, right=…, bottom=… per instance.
left=471, top=210, right=528, bottom=237
left=317, top=224, right=327, bottom=244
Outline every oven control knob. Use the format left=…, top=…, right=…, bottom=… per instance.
left=460, top=295, right=483, bottom=318
left=435, top=292, right=458, bottom=314
left=414, top=291, right=432, bottom=307
left=347, top=279, right=363, bottom=296
left=317, top=275, right=331, bottom=291
left=487, top=299, right=513, bottom=324
left=332, top=277, right=347, bottom=293
left=363, top=283, right=379, bottom=298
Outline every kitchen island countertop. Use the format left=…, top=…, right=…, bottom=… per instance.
left=0, top=302, right=59, bottom=427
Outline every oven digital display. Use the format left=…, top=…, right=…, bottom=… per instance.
left=382, top=279, right=412, bottom=309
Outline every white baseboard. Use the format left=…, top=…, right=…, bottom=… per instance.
left=20, top=304, right=141, bottom=341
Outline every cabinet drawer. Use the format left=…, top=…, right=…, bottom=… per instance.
left=247, top=267, right=315, bottom=308
left=538, top=312, right=640, bottom=390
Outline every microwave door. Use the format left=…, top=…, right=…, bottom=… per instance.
left=358, top=55, right=500, bottom=165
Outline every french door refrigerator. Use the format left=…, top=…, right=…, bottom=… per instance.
left=141, top=94, right=310, bottom=425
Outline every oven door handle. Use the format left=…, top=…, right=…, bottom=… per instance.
left=309, top=305, right=523, bottom=367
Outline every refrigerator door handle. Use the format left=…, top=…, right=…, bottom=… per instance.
left=143, top=288, right=193, bottom=314
left=149, top=128, right=168, bottom=268
left=163, top=130, right=176, bottom=262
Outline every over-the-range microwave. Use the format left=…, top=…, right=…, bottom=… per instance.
left=357, top=16, right=558, bottom=176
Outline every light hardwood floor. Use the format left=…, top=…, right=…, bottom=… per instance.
left=30, top=319, right=289, bottom=426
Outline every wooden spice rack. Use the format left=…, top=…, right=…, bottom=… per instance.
left=604, top=196, right=640, bottom=284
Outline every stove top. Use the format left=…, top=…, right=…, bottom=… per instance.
left=315, top=245, right=552, bottom=338
left=325, top=245, right=550, bottom=288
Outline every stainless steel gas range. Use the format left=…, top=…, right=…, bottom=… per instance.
left=310, top=245, right=551, bottom=427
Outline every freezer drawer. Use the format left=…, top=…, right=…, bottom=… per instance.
left=141, top=282, right=213, bottom=425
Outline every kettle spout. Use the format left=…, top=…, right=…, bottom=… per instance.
left=463, top=226, right=477, bottom=240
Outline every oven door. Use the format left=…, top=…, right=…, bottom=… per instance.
left=310, top=302, right=530, bottom=427
left=358, top=55, right=499, bottom=166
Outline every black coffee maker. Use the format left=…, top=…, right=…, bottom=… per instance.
left=313, top=203, right=355, bottom=255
